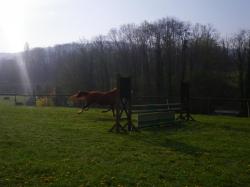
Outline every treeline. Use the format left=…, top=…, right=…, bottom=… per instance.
left=1, top=17, right=250, bottom=100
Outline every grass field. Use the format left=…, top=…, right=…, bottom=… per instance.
left=0, top=103, right=250, bottom=186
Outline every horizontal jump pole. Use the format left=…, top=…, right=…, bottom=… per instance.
left=132, top=103, right=181, bottom=110
left=132, top=108, right=182, bottom=114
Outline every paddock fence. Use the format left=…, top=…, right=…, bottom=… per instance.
left=133, top=96, right=250, bottom=117
left=0, top=93, right=74, bottom=107
left=0, top=93, right=249, bottom=117
left=190, top=97, right=250, bottom=117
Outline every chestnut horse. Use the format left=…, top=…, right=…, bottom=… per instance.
left=70, top=88, right=118, bottom=116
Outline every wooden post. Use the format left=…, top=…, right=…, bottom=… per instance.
left=119, top=76, right=138, bottom=132
left=181, top=40, right=188, bottom=83
left=109, top=74, right=127, bottom=133
left=110, top=75, right=138, bottom=132
left=178, top=81, right=194, bottom=121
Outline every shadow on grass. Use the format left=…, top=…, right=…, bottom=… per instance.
left=127, top=121, right=208, bottom=157
left=76, top=114, right=208, bottom=157
left=160, top=138, right=206, bottom=156
left=129, top=133, right=207, bottom=157
left=221, top=125, right=250, bottom=133
left=140, top=121, right=186, bottom=132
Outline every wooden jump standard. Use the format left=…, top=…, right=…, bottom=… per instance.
left=109, top=75, right=137, bottom=132
left=109, top=76, right=193, bottom=132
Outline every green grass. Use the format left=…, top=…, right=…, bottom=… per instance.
left=0, top=103, right=250, bottom=186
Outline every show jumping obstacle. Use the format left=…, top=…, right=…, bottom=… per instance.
left=109, top=75, right=194, bottom=133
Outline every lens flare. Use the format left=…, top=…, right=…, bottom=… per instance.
left=16, top=54, right=32, bottom=94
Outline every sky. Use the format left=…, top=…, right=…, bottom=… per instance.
left=0, top=0, right=249, bottom=53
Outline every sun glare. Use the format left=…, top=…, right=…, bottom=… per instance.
left=0, top=0, right=31, bottom=52
left=0, top=0, right=33, bottom=93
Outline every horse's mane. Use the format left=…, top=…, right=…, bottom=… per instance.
left=72, top=88, right=117, bottom=99
left=76, top=91, right=89, bottom=98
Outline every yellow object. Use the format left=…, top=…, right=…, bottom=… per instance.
left=36, top=97, right=54, bottom=107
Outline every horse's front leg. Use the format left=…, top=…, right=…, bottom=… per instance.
left=78, top=105, right=84, bottom=114
left=78, top=102, right=89, bottom=114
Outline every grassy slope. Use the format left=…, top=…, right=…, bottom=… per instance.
left=0, top=103, right=250, bottom=187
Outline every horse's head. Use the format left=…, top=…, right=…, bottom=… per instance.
left=69, top=92, right=79, bottom=102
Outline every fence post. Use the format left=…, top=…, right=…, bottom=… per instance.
left=14, top=94, right=17, bottom=105
left=247, top=100, right=250, bottom=117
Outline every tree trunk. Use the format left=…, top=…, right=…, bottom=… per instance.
left=155, top=35, right=164, bottom=98
left=246, top=43, right=250, bottom=99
